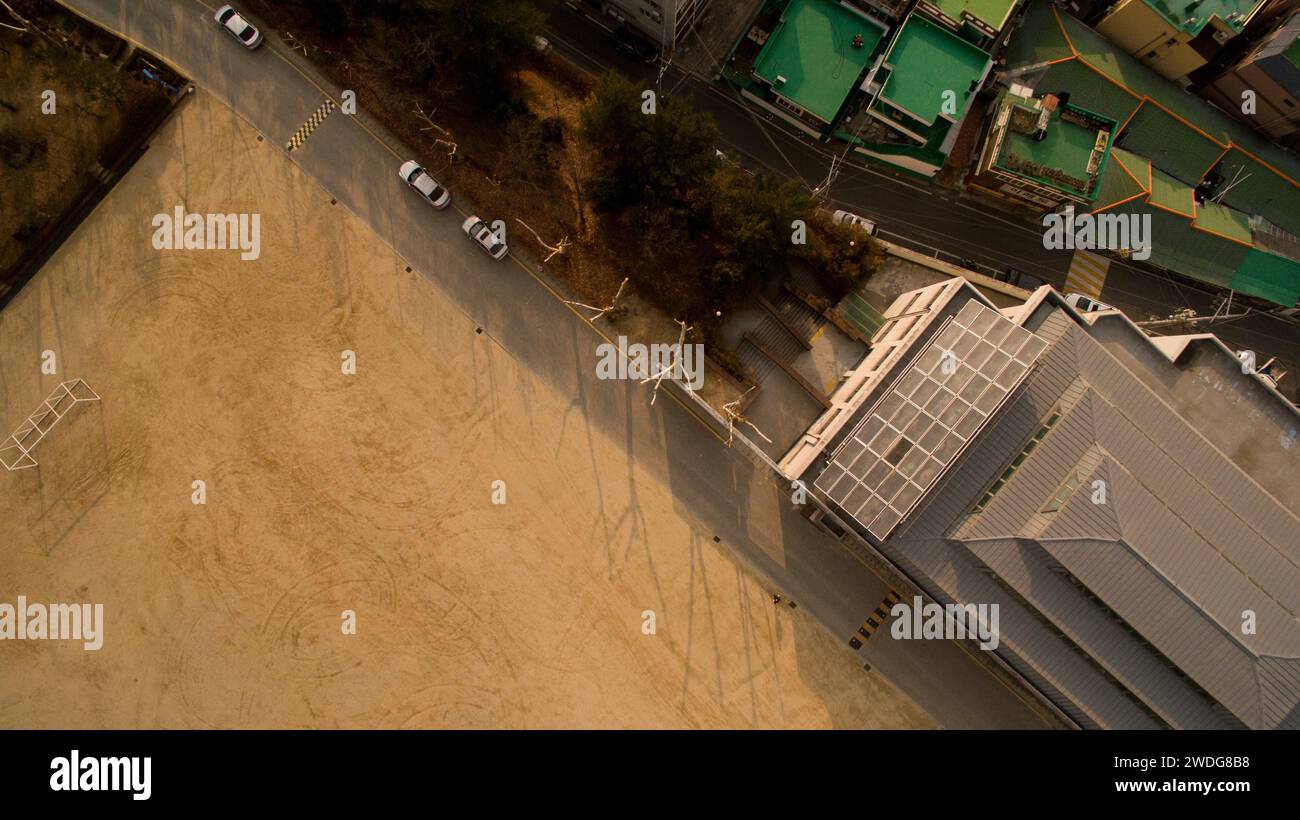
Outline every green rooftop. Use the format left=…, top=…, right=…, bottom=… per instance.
left=1140, top=0, right=1261, bottom=37
left=1148, top=165, right=1195, bottom=217
left=1003, top=2, right=1300, bottom=239
left=1095, top=148, right=1300, bottom=306
left=1193, top=198, right=1254, bottom=245
left=927, top=0, right=1020, bottom=32
left=752, top=0, right=885, bottom=123
left=878, top=13, right=990, bottom=126
left=996, top=98, right=1113, bottom=201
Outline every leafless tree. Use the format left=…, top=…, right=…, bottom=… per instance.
left=412, top=101, right=457, bottom=161
left=564, top=277, right=628, bottom=322
left=1, top=0, right=30, bottom=32
left=515, top=219, right=570, bottom=263
left=281, top=31, right=308, bottom=58
left=642, top=319, right=692, bottom=406
left=722, top=386, right=770, bottom=445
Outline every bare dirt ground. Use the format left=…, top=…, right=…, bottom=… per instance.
left=0, top=89, right=935, bottom=728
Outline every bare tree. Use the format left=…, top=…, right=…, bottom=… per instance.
left=564, top=277, right=627, bottom=322
left=515, top=219, right=570, bottom=262
left=721, top=386, right=771, bottom=445
left=1, top=0, right=30, bottom=32
left=641, top=319, right=692, bottom=406
left=412, top=101, right=457, bottom=161
left=281, top=31, right=308, bottom=58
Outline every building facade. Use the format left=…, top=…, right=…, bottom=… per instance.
left=1200, top=11, right=1300, bottom=144
left=1094, top=0, right=1269, bottom=83
left=601, top=0, right=711, bottom=51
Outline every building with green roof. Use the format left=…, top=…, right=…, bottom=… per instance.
left=971, top=88, right=1116, bottom=208
left=917, top=0, right=1021, bottom=43
left=749, top=0, right=886, bottom=127
left=994, top=2, right=1300, bottom=306
left=848, top=11, right=993, bottom=176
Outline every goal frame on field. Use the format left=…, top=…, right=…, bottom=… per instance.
left=1, top=379, right=102, bottom=471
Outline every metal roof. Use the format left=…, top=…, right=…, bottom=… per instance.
left=804, top=285, right=1300, bottom=728
left=816, top=300, right=1046, bottom=540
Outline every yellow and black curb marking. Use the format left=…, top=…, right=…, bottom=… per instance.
left=285, top=99, right=337, bottom=151
left=849, top=590, right=902, bottom=650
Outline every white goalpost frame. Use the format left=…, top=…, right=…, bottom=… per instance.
left=0, top=379, right=101, bottom=471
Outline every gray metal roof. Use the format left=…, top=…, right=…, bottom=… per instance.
left=815, top=300, right=1047, bottom=540
left=806, top=288, right=1300, bottom=728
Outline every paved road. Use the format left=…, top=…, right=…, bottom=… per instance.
left=545, top=3, right=1300, bottom=385
left=56, top=0, right=1064, bottom=727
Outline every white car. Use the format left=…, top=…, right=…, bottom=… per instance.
left=831, top=209, right=877, bottom=236
left=462, top=216, right=508, bottom=260
left=398, top=160, right=451, bottom=209
left=1064, top=292, right=1114, bottom=313
left=214, top=5, right=263, bottom=49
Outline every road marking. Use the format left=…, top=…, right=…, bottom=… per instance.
left=285, top=98, right=336, bottom=151
left=1065, top=250, right=1109, bottom=299
left=848, top=589, right=901, bottom=649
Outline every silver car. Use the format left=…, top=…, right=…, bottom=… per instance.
left=462, top=216, right=508, bottom=261
left=398, top=160, right=451, bottom=209
left=214, top=5, right=263, bottom=50
left=831, top=208, right=877, bottom=236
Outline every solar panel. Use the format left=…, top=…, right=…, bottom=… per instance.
left=814, top=301, right=1048, bottom=541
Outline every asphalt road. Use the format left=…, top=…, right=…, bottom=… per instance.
left=56, top=0, right=1063, bottom=728
left=544, top=2, right=1300, bottom=384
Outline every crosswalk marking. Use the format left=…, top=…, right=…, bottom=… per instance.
left=848, top=590, right=902, bottom=650
left=285, top=99, right=336, bottom=152
left=1065, top=249, right=1109, bottom=300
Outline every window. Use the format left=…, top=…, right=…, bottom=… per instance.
left=1042, top=473, right=1081, bottom=513
left=973, top=411, right=1060, bottom=512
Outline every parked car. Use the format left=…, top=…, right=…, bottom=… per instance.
left=533, top=35, right=551, bottom=53
left=997, top=267, right=1049, bottom=290
left=613, top=25, right=657, bottom=63
left=1064, top=292, right=1114, bottom=313
left=397, top=160, right=451, bottom=209
left=213, top=5, right=263, bottom=49
left=831, top=209, right=877, bottom=236
left=462, top=216, right=508, bottom=260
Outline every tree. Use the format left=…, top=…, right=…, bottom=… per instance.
left=424, top=0, right=545, bottom=102
left=579, top=72, right=718, bottom=214
left=305, top=0, right=545, bottom=103
left=803, top=215, right=885, bottom=300
left=299, top=0, right=348, bottom=36
left=709, top=165, right=812, bottom=286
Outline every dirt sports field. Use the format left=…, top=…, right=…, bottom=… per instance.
left=0, top=89, right=935, bottom=728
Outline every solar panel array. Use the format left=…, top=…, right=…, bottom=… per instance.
left=815, top=300, right=1048, bottom=541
